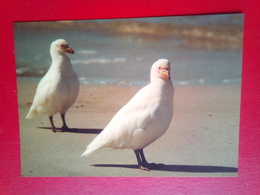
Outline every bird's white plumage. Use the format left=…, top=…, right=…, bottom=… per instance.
left=81, top=59, right=174, bottom=157
left=26, top=39, right=79, bottom=119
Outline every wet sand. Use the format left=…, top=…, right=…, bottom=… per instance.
left=17, top=79, right=240, bottom=177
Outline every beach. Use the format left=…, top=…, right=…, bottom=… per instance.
left=18, top=79, right=240, bottom=177
left=15, top=14, right=243, bottom=177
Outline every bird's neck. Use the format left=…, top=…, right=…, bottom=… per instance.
left=151, top=77, right=172, bottom=87
left=51, top=52, right=67, bottom=62
left=150, top=77, right=173, bottom=99
left=50, top=53, right=74, bottom=76
left=149, top=78, right=174, bottom=109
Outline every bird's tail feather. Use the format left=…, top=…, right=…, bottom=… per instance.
left=81, top=145, right=103, bottom=157
left=81, top=130, right=110, bottom=157
left=26, top=108, right=37, bottom=119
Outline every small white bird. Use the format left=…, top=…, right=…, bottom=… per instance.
left=81, top=59, right=174, bottom=170
left=26, top=39, right=80, bottom=132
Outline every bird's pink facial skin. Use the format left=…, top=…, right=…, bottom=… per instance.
left=61, top=44, right=74, bottom=54
left=157, top=67, right=170, bottom=80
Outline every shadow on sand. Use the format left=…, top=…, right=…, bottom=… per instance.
left=91, top=164, right=238, bottom=173
left=37, top=127, right=103, bottom=134
left=38, top=127, right=237, bottom=174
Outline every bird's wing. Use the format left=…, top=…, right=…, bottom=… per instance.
left=29, top=72, right=60, bottom=111
left=82, top=84, right=158, bottom=156
left=107, top=84, right=155, bottom=131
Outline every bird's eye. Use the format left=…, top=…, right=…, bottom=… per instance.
left=61, top=44, right=68, bottom=49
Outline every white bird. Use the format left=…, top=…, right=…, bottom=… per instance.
left=81, top=59, right=174, bottom=170
left=26, top=39, right=80, bottom=132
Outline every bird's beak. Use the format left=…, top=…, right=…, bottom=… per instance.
left=159, top=69, right=170, bottom=80
left=161, top=70, right=170, bottom=80
left=65, top=47, right=74, bottom=54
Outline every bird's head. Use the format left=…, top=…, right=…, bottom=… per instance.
left=151, top=59, right=171, bottom=81
left=50, top=39, right=74, bottom=55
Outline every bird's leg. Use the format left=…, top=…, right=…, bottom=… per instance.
left=61, top=113, right=70, bottom=131
left=134, top=149, right=164, bottom=171
left=140, top=149, right=163, bottom=169
left=139, top=149, right=149, bottom=165
left=134, top=150, right=142, bottom=166
left=134, top=149, right=150, bottom=171
left=49, top=116, right=57, bottom=132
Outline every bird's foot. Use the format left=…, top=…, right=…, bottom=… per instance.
left=139, top=163, right=165, bottom=171
left=61, top=125, right=70, bottom=132
left=51, top=125, right=69, bottom=132
left=51, top=128, right=62, bottom=133
left=139, top=165, right=151, bottom=171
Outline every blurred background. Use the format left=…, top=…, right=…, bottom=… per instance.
left=14, top=14, right=243, bottom=86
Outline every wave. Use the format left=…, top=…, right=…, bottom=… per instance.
left=77, top=76, right=241, bottom=86
left=72, top=58, right=126, bottom=65
left=78, top=49, right=97, bottom=55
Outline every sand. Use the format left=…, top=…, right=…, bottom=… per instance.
left=17, top=79, right=240, bottom=177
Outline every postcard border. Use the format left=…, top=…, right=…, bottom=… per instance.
left=1, top=0, right=260, bottom=194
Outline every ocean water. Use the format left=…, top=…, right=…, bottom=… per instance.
left=14, top=14, right=243, bottom=86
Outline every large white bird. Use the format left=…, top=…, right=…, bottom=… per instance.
left=26, top=39, right=80, bottom=132
left=81, top=59, right=174, bottom=170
